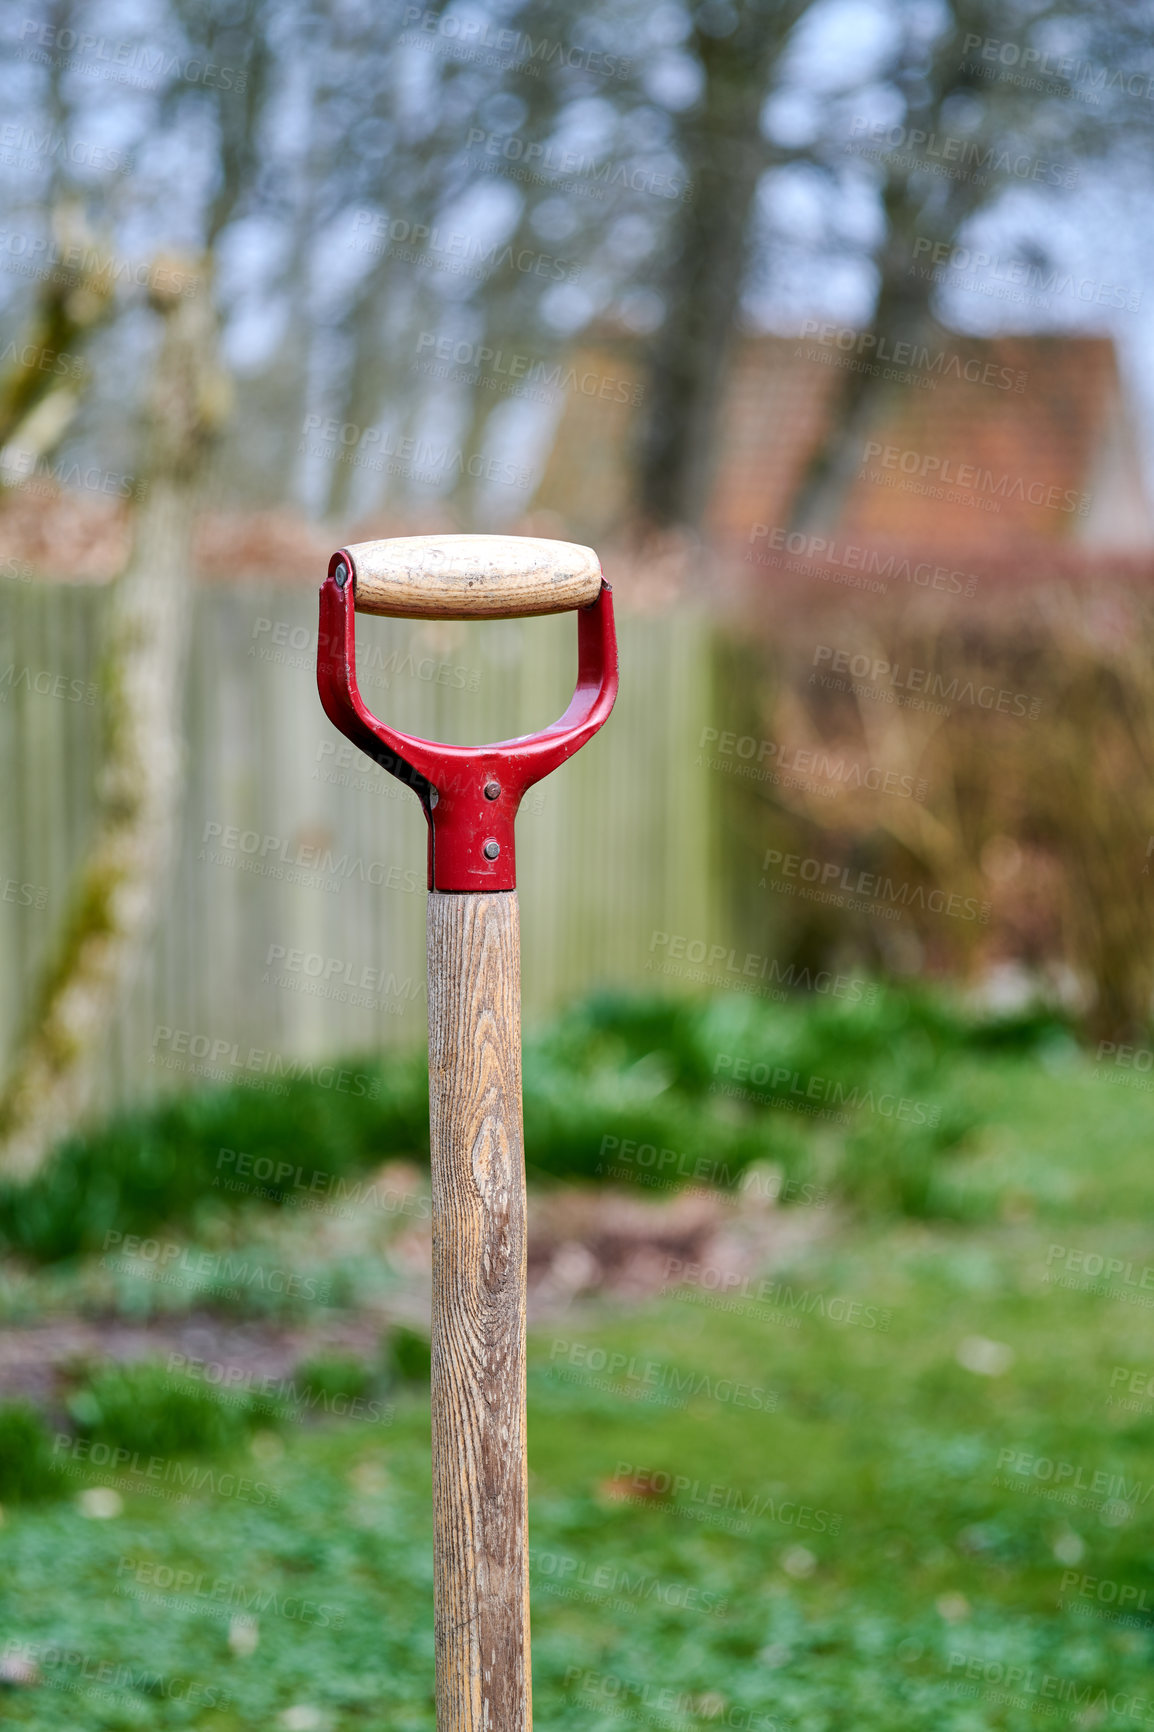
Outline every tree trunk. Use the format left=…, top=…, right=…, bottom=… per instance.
left=786, top=181, right=961, bottom=533
left=0, top=262, right=227, bottom=1181
left=636, top=5, right=805, bottom=532
left=0, top=209, right=115, bottom=465
left=786, top=0, right=1018, bottom=533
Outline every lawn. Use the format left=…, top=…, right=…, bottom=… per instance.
left=1, top=1009, right=1152, bottom=1730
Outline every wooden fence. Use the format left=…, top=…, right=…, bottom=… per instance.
left=0, top=581, right=720, bottom=1111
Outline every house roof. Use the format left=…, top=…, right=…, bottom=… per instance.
left=534, top=331, right=1154, bottom=555
left=3, top=332, right=1148, bottom=590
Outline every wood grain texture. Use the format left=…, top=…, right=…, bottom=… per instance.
left=345, top=533, right=601, bottom=618
left=426, top=890, right=531, bottom=1732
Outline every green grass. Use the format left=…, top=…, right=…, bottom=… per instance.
left=1, top=1002, right=1151, bottom=1728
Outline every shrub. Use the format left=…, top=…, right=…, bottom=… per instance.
left=520, top=986, right=985, bottom=1213
left=388, top=1327, right=431, bottom=1384
left=716, top=571, right=1154, bottom=1038
left=290, top=1353, right=375, bottom=1403
left=0, top=1401, right=65, bottom=1501
left=68, top=1361, right=255, bottom=1456
left=0, top=986, right=1058, bottom=1263
left=0, top=1055, right=429, bottom=1262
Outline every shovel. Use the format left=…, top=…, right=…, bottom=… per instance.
left=317, top=534, right=618, bottom=1732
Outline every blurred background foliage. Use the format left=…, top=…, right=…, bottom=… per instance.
left=0, top=980, right=1047, bottom=1265
left=3, top=0, right=1152, bottom=524
left=715, top=576, right=1154, bottom=1036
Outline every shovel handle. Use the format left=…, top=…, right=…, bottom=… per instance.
left=426, top=890, right=531, bottom=1732
left=339, top=533, right=601, bottom=618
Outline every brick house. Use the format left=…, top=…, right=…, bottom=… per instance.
left=532, top=332, right=1154, bottom=567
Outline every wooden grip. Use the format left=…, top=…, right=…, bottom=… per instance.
left=426, top=890, right=531, bottom=1732
left=342, top=534, right=601, bottom=619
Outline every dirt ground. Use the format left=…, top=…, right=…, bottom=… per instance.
left=0, top=1172, right=825, bottom=1408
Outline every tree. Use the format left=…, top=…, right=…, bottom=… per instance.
left=0, top=265, right=227, bottom=1180
left=786, top=0, right=1136, bottom=530
left=635, top=0, right=809, bottom=531
left=621, top=0, right=1144, bottom=533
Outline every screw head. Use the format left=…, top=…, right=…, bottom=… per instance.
left=482, top=840, right=500, bottom=860
left=484, top=780, right=501, bottom=801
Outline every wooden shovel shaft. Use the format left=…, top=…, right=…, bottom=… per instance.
left=426, top=890, right=531, bottom=1732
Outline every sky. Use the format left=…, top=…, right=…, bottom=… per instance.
left=2, top=0, right=1154, bottom=505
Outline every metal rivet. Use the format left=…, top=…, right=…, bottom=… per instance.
left=429, top=789, right=439, bottom=809
left=484, top=781, right=501, bottom=801
left=334, top=559, right=350, bottom=588
left=483, top=840, right=500, bottom=860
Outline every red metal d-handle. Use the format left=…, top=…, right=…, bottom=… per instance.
left=316, top=553, right=619, bottom=892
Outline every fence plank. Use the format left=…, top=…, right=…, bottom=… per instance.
left=0, top=582, right=719, bottom=1114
